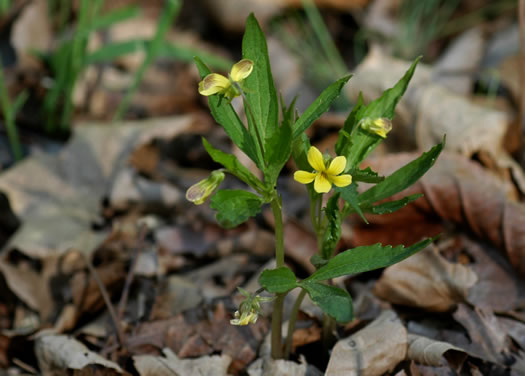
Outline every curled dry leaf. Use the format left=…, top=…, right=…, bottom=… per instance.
left=374, top=246, right=478, bottom=312
left=326, top=310, right=407, bottom=376
left=35, top=334, right=123, bottom=375
left=453, top=304, right=509, bottom=365
left=133, top=348, right=231, bottom=376
left=407, top=334, right=467, bottom=370
left=362, top=152, right=525, bottom=278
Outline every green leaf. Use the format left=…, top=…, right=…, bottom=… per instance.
left=306, top=238, right=434, bottom=282
left=86, top=39, right=145, bottom=64
left=202, top=138, right=266, bottom=192
left=85, top=5, right=139, bottom=34
left=194, top=56, right=262, bottom=167
left=363, top=194, right=423, bottom=215
left=321, top=193, right=342, bottom=259
left=242, top=14, right=279, bottom=152
left=336, top=183, right=367, bottom=223
left=310, top=254, right=328, bottom=269
left=210, top=190, right=263, bottom=228
left=335, top=93, right=364, bottom=157
left=344, top=58, right=421, bottom=168
left=299, top=282, right=353, bottom=323
left=264, top=97, right=295, bottom=185
left=293, top=75, right=351, bottom=139
left=349, top=167, right=384, bottom=184
left=358, top=141, right=443, bottom=206
left=259, top=267, right=298, bottom=293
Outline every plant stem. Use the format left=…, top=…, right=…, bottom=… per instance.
left=270, top=193, right=285, bottom=358
left=284, top=288, right=307, bottom=358
left=270, top=195, right=285, bottom=268
left=271, top=293, right=285, bottom=359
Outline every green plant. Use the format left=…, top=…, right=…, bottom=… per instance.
left=189, top=14, right=443, bottom=359
left=0, top=65, right=28, bottom=162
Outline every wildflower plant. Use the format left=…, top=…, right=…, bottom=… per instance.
left=190, top=14, right=443, bottom=359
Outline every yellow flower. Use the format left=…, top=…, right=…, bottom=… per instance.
left=186, top=170, right=225, bottom=205
left=230, top=309, right=258, bottom=326
left=359, top=117, right=392, bottom=138
left=198, top=59, right=254, bottom=100
left=294, top=146, right=352, bottom=193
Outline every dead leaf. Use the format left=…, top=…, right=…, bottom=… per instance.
left=151, top=276, right=203, bottom=319
left=247, top=357, right=323, bottom=376
left=325, top=310, right=407, bottom=376
left=374, top=246, right=478, bottom=312
left=361, top=152, right=525, bottom=278
left=453, top=304, right=509, bottom=364
left=133, top=348, right=231, bottom=376
left=35, top=334, right=124, bottom=375
left=407, top=334, right=468, bottom=370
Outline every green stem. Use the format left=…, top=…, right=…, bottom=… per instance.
left=271, top=293, right=285, bottom=359
left=322, top=313, right=336, bottom=351
left=284, top=288, right=307, bottom=358
left=270, top=193, right=285, bottom=359
left=270, top=195, right=285, bottom=268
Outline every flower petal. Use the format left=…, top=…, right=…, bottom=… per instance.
left=294, top=170, right=316, bottom=184
left=326, top=156, right=346, bottom=175
left=314, top=173, right=332, bottom=193
left=230, top=59, right=254, bottom=82
left=330, top=174, right=352, bottom=187
left=307, top=146, right=326, bottom=172
left=198, top=73, right=230, bottom=96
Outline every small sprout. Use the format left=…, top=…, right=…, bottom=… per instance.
left=359, top=117, right=392, bottom=138
left=294, top=146, right=352, bottom=193
left=230, top=288, right=273, bottom=326
left=186, top=170, right=225, bottom=205
left=198, top=59, right=254, bottom=100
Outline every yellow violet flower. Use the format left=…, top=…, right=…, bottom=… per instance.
left=230, top=309, right=258, bottom=326
left=198, top=59, right=254, bottom=100
left=359, top=117, right=392, bottom=138
left=186, top=170, right=225, bottom=205
left=294, top=146, right=352, bottom=193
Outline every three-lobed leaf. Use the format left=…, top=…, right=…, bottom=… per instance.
left=306, top=238, right=434, bottom=282
left=259, top=267, right=298, bottom=293
left=210, top=189, right=263, bottom=228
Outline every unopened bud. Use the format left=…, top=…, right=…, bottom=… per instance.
left=359, top=117, right=392, bottom=138
left=185, top=170, right=225, bottom=205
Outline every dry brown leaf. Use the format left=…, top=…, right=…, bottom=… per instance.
left=407, top=334, right=467, bottom=370
left=150, top=276, right=202, bottom=319
left=133, top=348, right=231, bottom=376
left=35, top=334, right=124, bottom=375
left=325, top=310, right=407, bottom=376
left=453, top=304, right=509, bottom=364
left=374, top=246, right=478, bottom=312
left=362, top=152, right=525, bottom=278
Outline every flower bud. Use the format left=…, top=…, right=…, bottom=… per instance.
left=185, top=170, right=225, bottom=205
left=359, top=117, right=392, bottom=138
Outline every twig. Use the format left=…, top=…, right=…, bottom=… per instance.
left=82, top=253, right=125, bottom=346
left=117, top=223, right=148, bottom=321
